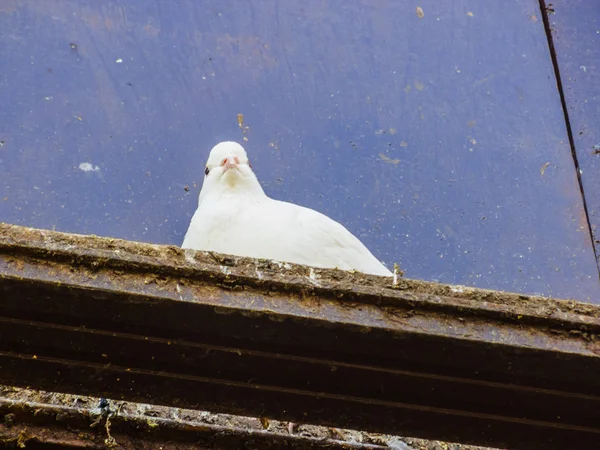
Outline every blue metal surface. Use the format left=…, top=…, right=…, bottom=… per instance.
left=0, top=0, right=598, bottom=301
left=548, top=1, right=600, bottom=266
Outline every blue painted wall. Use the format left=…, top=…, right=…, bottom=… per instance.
left=1, top=1, right=598, bottom=301
left=550, top=0, right=600, bottom=269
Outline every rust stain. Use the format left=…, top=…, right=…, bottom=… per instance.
left=416, top=6, right=424, bottom=18
left=237, top=113, right=250, bottom=142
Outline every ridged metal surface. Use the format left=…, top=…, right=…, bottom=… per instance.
left=0, top=223, right=599, bottom=449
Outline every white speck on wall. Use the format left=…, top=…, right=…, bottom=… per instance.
left=116, top=58, right=123, bottom=63
left=220, top=266, right=231, bottom=275
left=78, top=162, right=100, bottom=172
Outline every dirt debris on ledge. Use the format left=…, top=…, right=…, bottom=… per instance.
left=0, top=386, right=500, bottom=450
left=1, top=222, right=599, bottom=323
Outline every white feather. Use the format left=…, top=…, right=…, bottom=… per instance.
left=183, top=142, right=392, bottom=277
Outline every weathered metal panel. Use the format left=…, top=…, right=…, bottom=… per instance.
left=0, top=223, right=599, bottom=449
left=546, top=1, right=600, bottom=266
left=0, top=1, right=598, bottom=301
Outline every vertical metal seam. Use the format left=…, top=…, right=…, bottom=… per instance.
left=538, top=0, right=600, bottom=278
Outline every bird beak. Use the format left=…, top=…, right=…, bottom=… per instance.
left=221, top=155, right=240, bottom=172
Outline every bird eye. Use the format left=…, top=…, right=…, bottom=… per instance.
left=204, top=167, right=210, bottom=176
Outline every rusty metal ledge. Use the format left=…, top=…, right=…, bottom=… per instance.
left=0, top=395, right=389, bottom=449
left=0, top=222, right=599, bottom=450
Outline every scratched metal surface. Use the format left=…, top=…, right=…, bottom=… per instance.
left=547, top=1, right=600, bottom=267
left=0, top=0, right=597, bottom=301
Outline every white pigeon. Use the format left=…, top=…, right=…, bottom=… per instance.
left=182, top=141, right=392, bottom=277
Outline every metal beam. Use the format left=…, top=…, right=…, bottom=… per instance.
left=0, top=222, right=599, bottom=450
left=0, top=394, right=387, bottom=449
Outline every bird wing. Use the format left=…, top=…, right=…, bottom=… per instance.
left=182, top=196, right=391, bottom=277
left=270, top=200, right=392, bottom=276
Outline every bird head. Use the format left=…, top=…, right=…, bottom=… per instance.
left=198, top=141, right=265, bottom=203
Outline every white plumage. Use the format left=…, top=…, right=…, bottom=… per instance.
left=182, top=141, right=392, bottom=277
